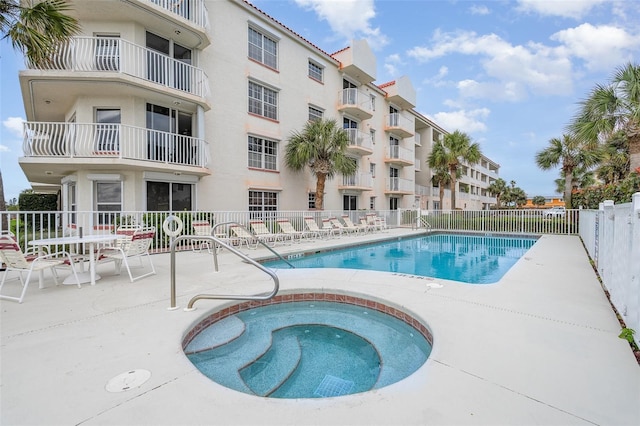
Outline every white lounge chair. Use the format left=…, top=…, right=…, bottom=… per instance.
left=304, top=217, right=333, bottom=239
left=0, top=234, right=81, bottom=303
left=192, top=220, right=213, bottom=253
left=276, top=219, right=309, bottom=242
left=251, top=220, right=289, bottom=246
left=230, top=225, right=259, bottom=249
left=341, top=215, right=367, bottom=233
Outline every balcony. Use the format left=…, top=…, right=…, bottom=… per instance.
left=344, top=128, right=373, bottom=155
left=382, top=76, right=416, bottom=109
left=415, top=184, right=429, bottom=196
left=385, top=177, right=413, bottom=195
left=384, top=145, right=414, bottom=167
left=384, top=113, right=414, bottom=138
left=331, top=40, right=376, bottom=85
left=148, top=0, right=209, bottom=28
left=338, top=173, right=373, bottom=191
left=414, top=158, right=422, bottom=172
left=20, top=122, right=209, bottom=183
left=414, top=133, right=422, bottom=146
left=338, top=89, right=374, bottom=120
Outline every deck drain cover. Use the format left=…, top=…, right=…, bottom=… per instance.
left=106, top=369, right=151, bottom=393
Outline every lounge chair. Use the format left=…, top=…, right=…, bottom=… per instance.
left=359, top=217, right=375, bottom=233
left=366, top=214, right=388, bottom=232
left=304, top=217, right=333, bottom=239
left=230, top=225, right=259, bottom=249
left=322, top=218, right=342, bottom=237
left=341, top=215, right=367, bottom=233
left=192, top=220, right=213, bottom=253
left=329, top=217, right=356, bottom=235
left=0, top=234, right=81, bottom=303
left=97, top=226, right=156, bottom=282
left=251, top=221, right=290, bottom=246
left=276, top=219, right=309, bottom=242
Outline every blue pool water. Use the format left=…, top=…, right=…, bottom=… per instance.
left=185, top=301, right=432, bottom=398
left=265, top=233, right=537, bottom=284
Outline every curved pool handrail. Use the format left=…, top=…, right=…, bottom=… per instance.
left=169, top=229, right=288, bottom=310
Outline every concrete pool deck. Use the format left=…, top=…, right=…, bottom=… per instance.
left=1, top=230, right=639, bottom=425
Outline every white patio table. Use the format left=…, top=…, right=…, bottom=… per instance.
left=29, top=234, right=118, bottom=286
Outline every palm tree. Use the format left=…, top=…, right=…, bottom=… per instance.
left=532, top=195, right=546, bottom=207
left=430, top=166, right=453, bottom=210
left=596, top=131, right=629, bottom=184
left=570, top=62, right=640, bottom=173
left=554, top=166, right=596, bottom=194
left=487, top=178, right=507, bottom=208
left=1, top=0, right=80, bottom=226
left=285, top=118, right=357, bottom=210
left=536, top=133, right=601, bottom=209
left=1, top=0, right=80, bottom=67
left=427, top=130, right=482, bottom=210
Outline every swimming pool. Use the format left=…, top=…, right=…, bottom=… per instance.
left=264, top=233, right=537, bottom=284
left=183, top=294, right=432, bottom=398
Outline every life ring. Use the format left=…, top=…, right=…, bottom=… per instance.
left=162, top=215, right=184, bottom=237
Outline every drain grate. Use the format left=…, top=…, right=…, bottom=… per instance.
left=313, top=374, right=354, bottom=397
left=105, top=369, right=151, bottom=393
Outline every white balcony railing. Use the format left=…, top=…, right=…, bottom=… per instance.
left=388, top=145, right=413, bottom=164
left=414, top=158, right=421, bottom=171
left=414, top=133, right=422, bottom=146
left=386, top=177, right=413, bottom=192
left=149, top=0, right=210, bottom=29
left=342, top=173, right=373, bottom=188
left=22, top=122, right=209, bottom=167
left=344, top=128, right=373, bottom=152
left=29, top=37, right=210, bottom=98
left=415, top=184, right=429, bottom=195
left=339, top=88, right=374, bottom=115
left=385, top=113, right=413, bottom=135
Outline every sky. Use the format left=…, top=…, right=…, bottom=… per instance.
left=1, top=0, right=639, bottom=202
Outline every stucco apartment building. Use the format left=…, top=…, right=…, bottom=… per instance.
left=18, top=0, right=499, bottom=216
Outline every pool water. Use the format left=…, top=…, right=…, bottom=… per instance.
left=185, top=301, right=432, bottom=398
left=265, top=233, right=537, bottom=284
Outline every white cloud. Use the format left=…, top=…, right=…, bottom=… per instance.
left=3, top=116, right=24, bottom=138
left=469, top=5, right=490, bottom=15
left=294, top=0, right=388, bottom=49
left=551, top=23, right=640, bottom=71
left=429, top=108, right=491, bottom=134
left=408, top=30, right=574, bottom=100
left=516, top=0, right=608, bottom=19
left=383, top=53, right=402, bottom=76
left=0, top=145, right=9, bottom=153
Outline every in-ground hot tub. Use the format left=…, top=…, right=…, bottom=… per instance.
left=183, top=293, right=433, bottom=398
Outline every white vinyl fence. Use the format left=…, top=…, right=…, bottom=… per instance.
left=579, top=193, right=640, bottom=346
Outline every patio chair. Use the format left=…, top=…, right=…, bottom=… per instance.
left=0, top=234, right=81, bottom=303
left=192, top=220, right=213, bottom=253
left=341, top=215, right=367, bottom=233
left=276, top=219, right=309, bottom=242
left=322, top=218, right=342, bottom=237
left=329, top=217, right=356, bottom=235
left=366, top=214, right=387, bottom=232
left=97, top=226, right=156, bottom=282
left=230, top=225, right=259, bottom=249
left=304, top=217, right=333, bottom=239
left=359, top=217, right=375, bottom=233
left=250, top=221, right=289, bottom=246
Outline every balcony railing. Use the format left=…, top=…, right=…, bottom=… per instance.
left=386, top=177, right=413, bottom=193
left=341, top=173, right=373, bottom=189
left=338, top=88, right=374, bottom=118
left=23, top=122, right=209, bottom=168
left=344, top=128, right=373, bottom=153
left=414, top=158, right=421, bottom=171
left=149, top=0, right=210, bottom=29
left=414, top=133, right=421, bottom=146
left=387, top=145, right=413, bottom=165
left=29, top=37, right=210, bottom=98
left=415, top=184, right=429, bottom=195
left=384, top=113, right=413, bottom=137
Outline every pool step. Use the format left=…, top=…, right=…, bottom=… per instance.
left=240, top=334, right=301, bottom=396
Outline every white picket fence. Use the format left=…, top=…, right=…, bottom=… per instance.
left=579, top=193, right=640, bottom=346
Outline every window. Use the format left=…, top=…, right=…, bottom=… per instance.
left=343, top=195, right=357, bottom=211
left=95, top=35, right=120, bottom=71
left=370, top=129, right=376, bottom=145
left=248, top=136, right=278, bottom=170
left=308, top=192, right=316, bottom=209
left=248, top=81, right=278, bottom=120
left=390, top=197, right=399, bottom=210
left=249, top=191, right=278, bottom=219
left=370, top=94, right=376, bottom=111
left=308, top=106, right=323, bottom=121
left=146, top=32, right=192, bottom=92
left=95, top=109, right=120, bottom=152
left=248, top=27, right=277, bottom=69
left=146, top=103, right=194, bottom=164
left=308, top=60, right=323, bottom=82
left=370, top=163, right=376, bottom=178
left=95, top=182, right=122, bottom=224
left=369, top=196, right=376, bottom=210
left=146, top=181, right=193, bottom=211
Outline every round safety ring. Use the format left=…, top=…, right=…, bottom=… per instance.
left=162, top=215, right=184, bottom=237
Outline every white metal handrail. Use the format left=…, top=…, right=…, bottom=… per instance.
left=344, top=128, right=373, bottom=151
left=149, top=0, right=210, bottom=29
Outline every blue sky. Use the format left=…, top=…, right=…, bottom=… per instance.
left=1, top=0, right=639, bottom=202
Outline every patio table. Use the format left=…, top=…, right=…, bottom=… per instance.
left=29, top=234, right=118, bottom=286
